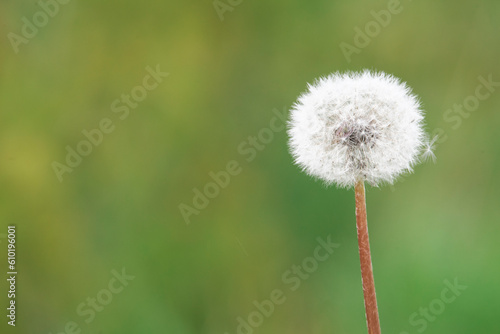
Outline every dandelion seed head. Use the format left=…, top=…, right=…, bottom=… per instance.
left=288, top=70, right=427, bottom=188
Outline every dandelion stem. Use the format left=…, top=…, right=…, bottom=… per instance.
left=355, top=181, right=381, bottom=334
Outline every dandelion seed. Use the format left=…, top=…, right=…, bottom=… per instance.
left=421, top=135, right=438, bottom=163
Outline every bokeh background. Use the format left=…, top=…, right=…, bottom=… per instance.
left=1, top=0, right=499, bottom=333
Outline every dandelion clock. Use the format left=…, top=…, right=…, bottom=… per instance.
left=288, top=70, right=430, bottom=334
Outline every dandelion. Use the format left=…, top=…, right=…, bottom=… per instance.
left=288, top=70, right=430, bottom=334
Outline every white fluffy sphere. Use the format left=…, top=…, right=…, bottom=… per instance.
left=288, top=70, right=426, bottom=188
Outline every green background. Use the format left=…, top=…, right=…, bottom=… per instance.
left=1, top=0, right=499, bottom=333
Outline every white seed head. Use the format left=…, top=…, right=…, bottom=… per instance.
left=288, top=70, right=426, bottom=188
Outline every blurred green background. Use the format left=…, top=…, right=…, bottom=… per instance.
left=1, top=0, right=499, bottom=333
